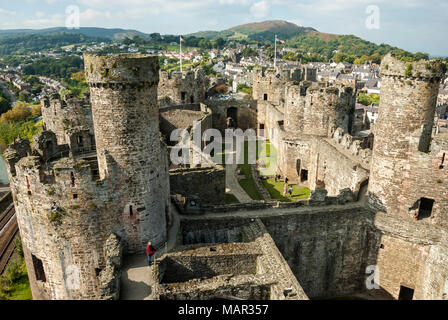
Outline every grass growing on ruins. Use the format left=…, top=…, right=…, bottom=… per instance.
left=262, top=179, right=311, bottom=202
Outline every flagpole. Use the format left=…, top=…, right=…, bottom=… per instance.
left=274, top=34, right=277, bottom=68
left=180, top=35, right=183, bottom=72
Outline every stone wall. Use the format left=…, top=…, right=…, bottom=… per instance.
left=157, top=217, right=308, bottom=300
left=41, top=93, right=93, bottom=145
left=169, top=166, right=226, bottom=205
left=203, top=100, right=257, bottom=134
left=252, top=66, right=300, bottom=105
left=278, top=129, right=371, bottom=195
left=158, top=69, right=209, bottom=106
left=261, top=206, right=373, bottom=298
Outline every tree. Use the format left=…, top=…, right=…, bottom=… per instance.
left=215, top=38, right=226, bottom=50
left=1, top=103, right=32, bottom=123
left=0, top=96, right=10, bottom=114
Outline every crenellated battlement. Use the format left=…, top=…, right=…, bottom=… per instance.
left=160, top=68, right=206, bottom=82
left=84, top=53, right=159, bottom=85
left=381, top=52, right=446, bottom=81
left=158, top=68, right=209, bottom=106
left=253, top=66, right=301, bottom=83
left=284, top=81, right=356, bottom=136
left=41, top=93, right=94, bottom=145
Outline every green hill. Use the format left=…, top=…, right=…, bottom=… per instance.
left=0, top=27, right=149, bottom=40
left=189, top=20, right=315, bottom=41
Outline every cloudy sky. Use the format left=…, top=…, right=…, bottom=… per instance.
left=0, top=0, right=447, bottom=56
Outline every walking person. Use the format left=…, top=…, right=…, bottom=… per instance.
left=288, top=186, right=293, bottom=197
left=146, top=241, right=156, bottom=266
left=283, top=184, right=288, bottom=197
left=285, top=177, right=289, bottom=185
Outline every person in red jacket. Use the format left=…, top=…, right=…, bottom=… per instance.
left=146, top=241, right=156, bottom=266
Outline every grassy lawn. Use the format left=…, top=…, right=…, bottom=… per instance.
left=262, top=179, right=311, bottom=202
left=258, top=140, right=278, bottom=176
left=238, top=163, right=264, bottom=201
left=236, top=139, right=264, bottom=201
left=224, top=193, right=240, bottom=204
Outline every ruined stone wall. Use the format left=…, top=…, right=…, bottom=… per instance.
left=158, top=69, right=209, bottom=106
left=367, top=211, right=448, bottom=300
left=257, top=101, right=284, bottom=149
left=163, top=217, right=308, bottom=300
left=252, top=66, right=300, bottom=105
left=203, top=100, right=257, bottom=134
left=368, top=53, right=448, bottom=227
left=85, top=54, right=169, bottom=252
left=285, top=82, right=356, bottom=137
left=41, top=93, right=93, bottom=145
left=278, top=129, right=371, bottom=194
left=261, top=207, right=373, bottom=298
left=169, top=166, right=226, bottom=205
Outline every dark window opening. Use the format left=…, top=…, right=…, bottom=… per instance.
left=210, top=247, right=217, bottom=252
left=129, top=205, right=133, bottom=217
left=263, top=93, right=268, bottom=101
left=32, top=254, right=46, bottom=282
left=95, top=268, right=103, bottom=277
left=77, top=136, right=84, bottom=147
left=380, top=244, right=385, bottom=249
left=70, top=172, right=76, bottom=187
left=259, top=123, right=265, bottom=137
left=73, top=194, right=78, bottom=199
left=45, top=140, right=53, bottom=150
left=190, top=96, right=194, bottom=103
left=26, top=176, right=32, bottom=195
left=398, top=286, right=414, bottom=300
left=417, top=198, right=435, bottom=220
left=181, top=92, right=186, bottom=101
left=440, top=153, right=446, bottom=169
left=300, top=169, right=309, bottom=182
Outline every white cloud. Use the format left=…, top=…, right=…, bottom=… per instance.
left=250, top=0, right=269, bottom=18
left=0, top=8, right=17, bottom=15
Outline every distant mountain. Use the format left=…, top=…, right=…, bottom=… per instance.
left=0, top=27, right=149, bottom=40
left=189, top=20, right=316, bottom=41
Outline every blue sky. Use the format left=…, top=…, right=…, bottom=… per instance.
left=0, top=0, right=447, bottom=56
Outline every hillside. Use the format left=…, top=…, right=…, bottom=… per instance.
left=189, top=20, right=315, bottom=41
left=0, top=27, right=149, bottom=40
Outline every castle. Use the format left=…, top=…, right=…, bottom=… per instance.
left=4, top=52, right=448, bottom=300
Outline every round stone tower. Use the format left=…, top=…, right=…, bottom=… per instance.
left=84, top=54, right=168, bottom=253
left=368, top=52, right=446, bottom=215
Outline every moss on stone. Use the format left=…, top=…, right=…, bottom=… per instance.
left=405, top=65, right=413, bottom=77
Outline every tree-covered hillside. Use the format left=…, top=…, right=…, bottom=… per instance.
left=0, top=33, right=110, bottom=55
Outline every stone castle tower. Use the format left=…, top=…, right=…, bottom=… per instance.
left=4, top=54, right=170, bottom=300
left=368, top=53, right=448, bottom=226
left=84, top=54, right=169, bottom=252
left=158, top=69, right=209, bottom=106
left=284, top=82, right=356, bottom=137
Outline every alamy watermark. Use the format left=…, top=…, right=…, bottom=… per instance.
left=169, top=122, right=272, bottom=166
left=366, top=265, right=380, bottom=290
left=365, top=5, right=380, bottom=30
left=65, top=5, right=80, bottom=30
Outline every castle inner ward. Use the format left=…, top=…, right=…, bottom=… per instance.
left=4, top=53, right=448, bottom=300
